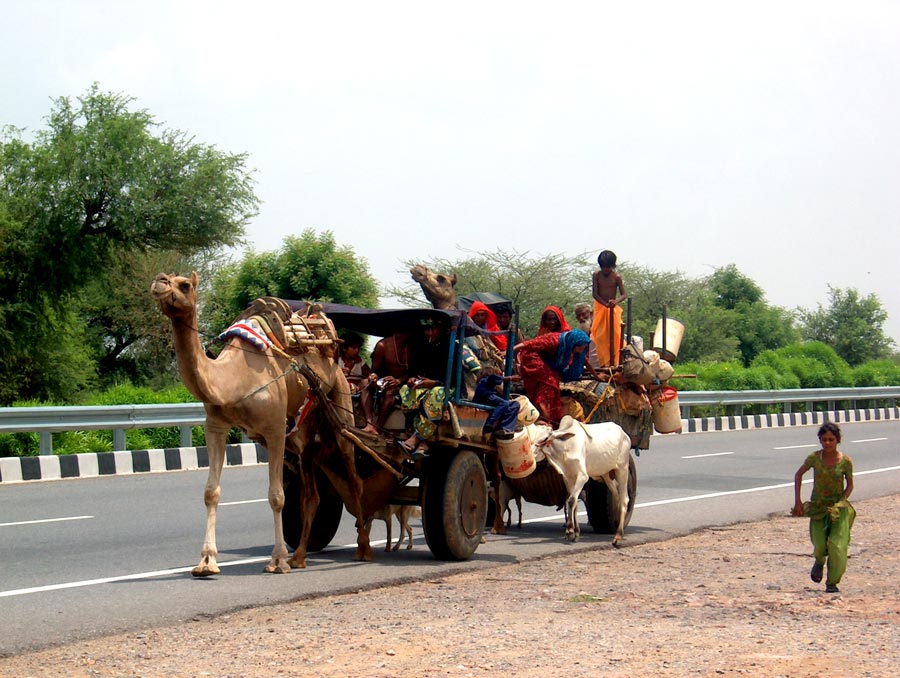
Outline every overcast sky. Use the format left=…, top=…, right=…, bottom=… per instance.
left=4, top=1, right=899, bottom=343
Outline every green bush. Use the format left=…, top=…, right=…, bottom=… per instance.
left=852, top=360, right=900, bottom=387
left=0, top=432, right=40, bottom=457
left=752, top=342, right=852, bottom=388
left=81, top=383, right=197, bottom=405
left=1, top=383, right=206, bottom=457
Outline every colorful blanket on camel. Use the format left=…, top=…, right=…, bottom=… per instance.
left=217, top=317, right=273, bottom=352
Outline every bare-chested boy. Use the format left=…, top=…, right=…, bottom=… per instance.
left=359, top=332, right=410, bottom=433
left=591, top=250, right=627, bottom=367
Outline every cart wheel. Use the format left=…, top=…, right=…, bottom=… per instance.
left=584, top=455, right=637, bottom=534
left=283, top=465, right=344, bottom=552
left=422, top=449, right=487, bottom=561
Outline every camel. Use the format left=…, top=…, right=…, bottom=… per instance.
left=150, top=272, right=374, bottom=576
left=410, top=264, right=457, bottom=310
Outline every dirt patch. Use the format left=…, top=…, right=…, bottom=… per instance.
left=3, top=494, right=898, bottom=677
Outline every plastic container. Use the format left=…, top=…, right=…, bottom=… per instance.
left=513, top=395, right=540, bottom=425
left=651, top=385, right=683, bottom=434
left=497, top=427, right=537, bottom=478
left=652, top=318, right=685, bottom=361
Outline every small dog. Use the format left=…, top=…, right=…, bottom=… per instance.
left=364, top=505, right=422, bottom=551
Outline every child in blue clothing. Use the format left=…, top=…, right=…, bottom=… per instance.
left=474, top=374, right=521, bottom=439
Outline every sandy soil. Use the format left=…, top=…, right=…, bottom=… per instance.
left=2, top=493, right=898, bottom=678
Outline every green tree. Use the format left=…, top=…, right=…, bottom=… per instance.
left=386, top=248, right=594, bottom=338
left=0, top=84, right=259, bottom=403
left=0, top=84, right=256, bottom=305
left=201, top=230, right=380, bottom=334
left=708, top=265, right=799, bottom=366
left=617, top=263, right=740, bottom=363
left=799, top=286, right=894, bottom=366
left=709, top=264, right=763, bottom=309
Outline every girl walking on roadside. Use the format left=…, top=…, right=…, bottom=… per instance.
left=792, top=422, right=855, bottom=593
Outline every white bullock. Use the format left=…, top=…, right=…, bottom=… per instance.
left=531, top=417, right=632, bottom=546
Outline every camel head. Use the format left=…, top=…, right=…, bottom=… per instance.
left=151, top=272, right=200, bottom=321
left=410, top=264, right=457, bottom=310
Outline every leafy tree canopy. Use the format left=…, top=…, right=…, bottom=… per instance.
left=0, top=84, right=257, bottom=307
left=201, top=230, right=379, bottom=335
left=799, top=286, right=894, bottom=366
left=0, top=84, right=259, bottom=403
left=386, top=248, right=593, bottom=338
left=615, top=263, right=739, bottom=363
left=709, top=263, right=764, bottom=309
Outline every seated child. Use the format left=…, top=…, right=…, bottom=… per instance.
left=474, top=374, right=521, bottom=439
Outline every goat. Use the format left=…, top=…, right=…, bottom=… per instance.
left=364, top=505, right=421, bottom=551
left=531, top=417, right=632, bottom=547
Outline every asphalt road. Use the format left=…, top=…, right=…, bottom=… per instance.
left=1, top=421, right=897, bottom=656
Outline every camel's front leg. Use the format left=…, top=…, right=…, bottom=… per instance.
left=339, top=439, right=373, bottom=562
left=193, top=425, right=226, bottom=577
left=264, top=437, right=291, bottom=574
left=288, top=445, right=320, bottom=570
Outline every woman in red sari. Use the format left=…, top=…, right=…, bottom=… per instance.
left=536, top=305, right=571, bottom=336
left=468, top=301, right=508, bottom=351
left=513, top=329, right=590, bottom=426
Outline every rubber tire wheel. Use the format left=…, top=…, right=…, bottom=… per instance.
left=422, top=450, right=487, bottom=561
left=584, top=455, right=637, bottom=534
left=282, top=465, right=344, bottom=552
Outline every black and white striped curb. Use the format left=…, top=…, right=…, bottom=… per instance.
left=0, top=443, right=264, bottom=484
left=2, top=407, right=898, bottom=483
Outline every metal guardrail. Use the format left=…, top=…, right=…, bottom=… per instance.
left=0, top=404, right=205, bottom=455
left=1, top=387, right=899, bottom=455
left=677, top=386, right=900, bottom=417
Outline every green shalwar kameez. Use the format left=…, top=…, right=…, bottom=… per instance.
left=803, top=452, right=855, bottom=586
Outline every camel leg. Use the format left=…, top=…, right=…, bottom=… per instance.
left=193, top=424, right=227, bottom=577
left=288, top=448, right=319, bottom=570
left=338, top=436, right=373, bottom=562
left=263, top=436, right=291, bottom=574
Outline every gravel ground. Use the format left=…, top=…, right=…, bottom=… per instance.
left=3, top=493, right=898, bottom=678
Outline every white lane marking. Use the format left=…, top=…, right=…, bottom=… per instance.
left=0, top=515, right=93, bottom=528
left=774, top=444, right=818, bottom=450
left=777, top=438, right=887, bottom=450
left=681, top=452, right=733, bottom=459
left=4, top=464, right=900, bottom=599
left=631, top=464, right=900, bottom=509
left=221, top=499, right=268, bottom=506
